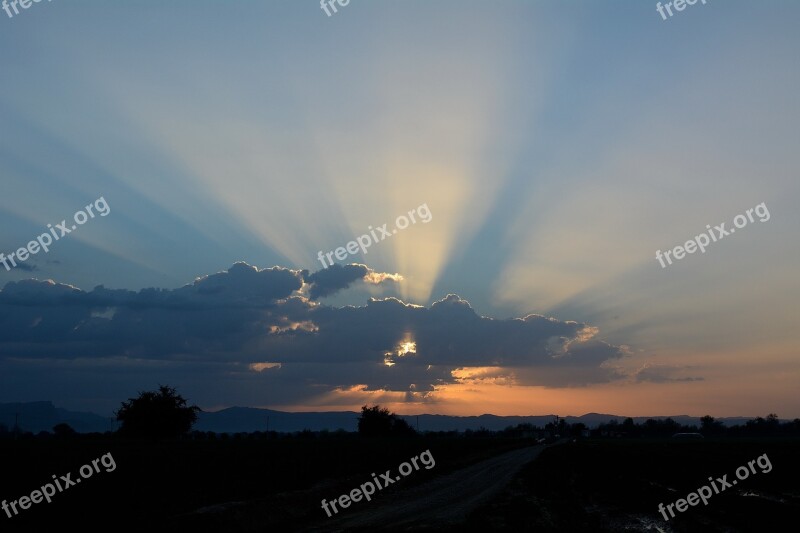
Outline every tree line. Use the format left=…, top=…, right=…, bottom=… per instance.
left=2, top=385, right=798, bottom=440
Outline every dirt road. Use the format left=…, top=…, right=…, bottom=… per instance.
left=310, top=445, right=544, bottom=532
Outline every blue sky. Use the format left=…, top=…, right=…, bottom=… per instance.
left=1, top=1, right=798, bottom=417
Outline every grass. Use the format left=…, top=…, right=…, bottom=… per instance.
left=466, top=437, right=800, bottom=532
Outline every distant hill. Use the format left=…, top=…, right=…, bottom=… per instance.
left=0, top=401, right=111, bottom=433
left=194, top=409, right=758, bottom=433
left=0, top=402, right=761, bottom=434
left=193, top=407, right=361, bottom=433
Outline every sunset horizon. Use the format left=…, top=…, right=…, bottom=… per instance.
left=2, top=2, right=798, bottom=531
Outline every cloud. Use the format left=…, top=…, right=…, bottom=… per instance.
left=633, top=364, right=704, bottom=384
left=302, top=263, right=401, bottom=299
left=362, top=271, right=404, bottom=285
left=9, top=263, right=38, bottom=272
left=0, top=264, right=628, bottom=407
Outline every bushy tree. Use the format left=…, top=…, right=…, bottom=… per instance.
left=53, top=423, right=77, bottom=438
left=570, top=422, right=587, bottom=437
left=700, top=415, right=724, bottom=435
left=743, top=413, right=781, bottom=436
left=116, top=385, right=201, bottom=438
left=358, top=405, right=416, bottom=437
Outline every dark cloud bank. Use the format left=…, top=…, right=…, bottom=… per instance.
left=0, top=263, right=627, bottom=411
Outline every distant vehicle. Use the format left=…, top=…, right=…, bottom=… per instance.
left=671, top=432, right=704, bottom=440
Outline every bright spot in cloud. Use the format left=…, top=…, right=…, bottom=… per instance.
left=398, top=341, right=417, bottom=356
left=249, top=362, right=282, bottom=372
left=384, top=339, right=417, bottom=367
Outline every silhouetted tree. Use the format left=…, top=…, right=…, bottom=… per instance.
left=392, top=417, right=416, bottom=436
left=570, top=422, right=587, bottom=437
left=53, top=423, right=77, bottom=438
left=700, top=415, right=724, bottom=435
left=622, top=417, right=636, bottom=434
left=359, top=405, right=393, bottom=435
left=743, top=413, right=781, bottom=436
left=358, top=405, right=416, bottom=437
left=116, top=385, right=201, bottom=439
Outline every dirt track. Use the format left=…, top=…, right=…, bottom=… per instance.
left=309, top=445, right=544, bottom=532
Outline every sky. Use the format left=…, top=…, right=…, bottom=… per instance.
left=0, top=0, right=798, bottom=418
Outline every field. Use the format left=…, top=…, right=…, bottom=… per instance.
left=0, top=432, right=527, bottom=532
left=2, top=433, right=798, bottom=532
left=467, top=438, right=800, bottom=532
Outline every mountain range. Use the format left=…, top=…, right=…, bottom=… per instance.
left=0, top=402, right=760, bottom=434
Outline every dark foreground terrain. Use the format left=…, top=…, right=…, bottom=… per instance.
left=467, top=438, right=800, bottom=532
left=0, top=432, right=527, bottom=532
left=1, top=434, right=797, bottom=532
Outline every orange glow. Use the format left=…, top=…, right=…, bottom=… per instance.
left=398, top=341, right=417, bottom=356
left=249, top=362, right=282, bottom=372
